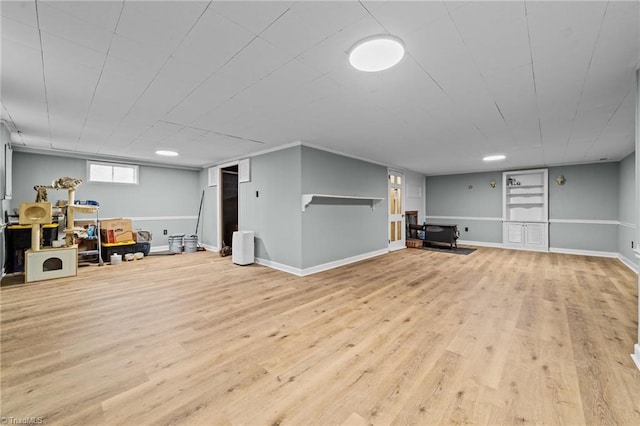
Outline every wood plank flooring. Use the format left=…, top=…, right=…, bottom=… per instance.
left=1, top=247, right=639, bottom=425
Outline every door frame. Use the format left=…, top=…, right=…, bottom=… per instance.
left=388, top=168, right=406, bottom=251
left=216, top=160, right=240, bottom=250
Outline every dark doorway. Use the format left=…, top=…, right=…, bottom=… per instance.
left=221, top=165, right=239, bottom=247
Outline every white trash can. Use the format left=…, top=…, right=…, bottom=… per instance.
left=232, top=231, right=255, bottom=265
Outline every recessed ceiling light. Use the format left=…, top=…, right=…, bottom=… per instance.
left=349, top=35, right=405, bottom=72
left=155, top=150, right=179, bottom=157
left=483, top=154, right=506, bottom=162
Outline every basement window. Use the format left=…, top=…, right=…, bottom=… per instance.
left=87, top=161, right=139, bottom=184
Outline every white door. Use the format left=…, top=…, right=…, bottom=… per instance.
left=388, top=170, right=405, bottom=251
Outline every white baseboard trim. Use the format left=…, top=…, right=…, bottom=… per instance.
left=631, top=344, right=640, bottom=372
left=617, top=254, right=639, bottom=273
left=201, top=243, right=218, bottom=252
left=549, top=247, right=618, bottom=258
left=256, top=248, right=389, bottom=277
left=149, top=243, right=217, bottom=254
left=301, top=248, right=389, bottom=276
left=255, top=257, right=303, bottom=276
left=426, top=216, right=502, bottom=222
left=457, top=240, right=504, bottom=249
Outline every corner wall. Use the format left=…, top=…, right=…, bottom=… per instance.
left=238, top=146, right=303, bottom=270
left=11, top=151, right=201, bottom=248
left=618, top=153, right=637, bottom=269
left=300, top=146, right=388, bottom=271
left=425, top=160, right=633, bottom=262
left=425, top=170, right=503, bottom=244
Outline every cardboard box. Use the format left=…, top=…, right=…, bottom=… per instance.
left=100, top=218, right=134, bottom=244
left=101, top=218, right=132, bottom=231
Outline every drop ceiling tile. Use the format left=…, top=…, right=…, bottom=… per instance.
left=526, top=1, right=606, bottom=63
left=171, top=8, right=256, bottom=72
left=170, top=37, right=292, bottom=126
left=0, top=0, right=37, bottom=28
left=211, top=1, right=293, bottom=35
left=363, top=0, right=450, bottom=39
left=260, top=1, right=366, bottom=59
left=44, top=0, right=124, bottom=32
left=1, top=15, right=41, bottom=50
left=37, top=2, right=115, bottom=53
left=115, top=1, right=208, bottom=51
left=1, top=40, right=47, bottom=105
left=107, top=34, right=172, bottom=78
left=41, top=31, right=106, bottom=72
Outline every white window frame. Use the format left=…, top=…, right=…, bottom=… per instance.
left=87, top=160, right=139, bottom=184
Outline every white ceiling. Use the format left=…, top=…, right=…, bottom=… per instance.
left=1, top=0, right=638, bottom=175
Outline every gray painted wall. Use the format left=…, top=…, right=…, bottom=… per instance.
left=238, top=146, right=302, bottom=269
left=404, top=170, right=425, bottom=221
left=197, top=170, right=218, bottom=249
left=618, top=152, right=636, bottom=263
left=425, top=161, right=630, bottom=254
left=548, top=162, right=619, bottom=220
left=11, top=151, right=201, bottom=247
left=425, top=170, right=503, bottom=242
left=548, top=162, right=619, bottom=252
left=300, top=146, right=387, bottom=269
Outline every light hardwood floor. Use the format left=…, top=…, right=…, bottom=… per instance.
left=1, top=247, right=639, bottom=425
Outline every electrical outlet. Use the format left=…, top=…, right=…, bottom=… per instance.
left=256, top=191, right=259, bottom=197
left=163, top=229, right=168, bottom=235
left=465, top=227, right=469, bottom=232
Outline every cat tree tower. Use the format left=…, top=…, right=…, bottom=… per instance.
left=20, top=179, right=99, bottom=282
left=20, top=201, right=77, bottom=283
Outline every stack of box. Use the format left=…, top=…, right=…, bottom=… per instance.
left=99, top=219, right=152, bottom=259
left=100, top=218, right=135, bottom=244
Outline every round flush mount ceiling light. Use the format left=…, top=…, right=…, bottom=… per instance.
left=483, top=154, right=506, bottom=162
left=155, top=150, right=179, bottom=157
left=349, top=35, right=405, bottom=72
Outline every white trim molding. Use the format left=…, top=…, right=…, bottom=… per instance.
left=632, top=344, right=640, bottom=372
left=619, top=221, right=637, bottom=229
left=150, top=245, right=169, bottom=253
left=128, top=216, right=198, bottom=221
left=457, top=240, right=504, bottom=249
left=256, top=248, right=389, bottom=277
left=255, top=257, right=305, bottom=276
left=549, top=247, right=618, bottom=258
left=425, top=216, right=502, bottom=222
left=617, top=254, right=639, bottom=274
left=301, top=248, right=389, bottom=276
left=549, top=219, right=620, bottom=225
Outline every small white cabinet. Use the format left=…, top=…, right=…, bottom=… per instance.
left=503, top=169, right=548, bottom=251
left=503, top=222, right=548, bottom=250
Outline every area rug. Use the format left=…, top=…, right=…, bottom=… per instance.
left=421, top=245, right=476, bottom=255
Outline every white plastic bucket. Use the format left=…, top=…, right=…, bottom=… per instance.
left=110, top=254, right=122, bottom=265
left=184, top=235, right=198, bottom=253
left=168, top=235, right=184, bottom=253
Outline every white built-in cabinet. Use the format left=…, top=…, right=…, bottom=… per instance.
left=502, top=168, right=549, bottom=251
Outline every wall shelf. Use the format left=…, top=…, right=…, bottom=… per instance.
left=301, top=194, right=383, bottom=212
left=502, top=168, right=549, bottom=251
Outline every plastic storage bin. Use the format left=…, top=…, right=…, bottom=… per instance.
left=134, top=242, right=151, bottom=256
left=232, top=231, right=254, bottom=265
left=101, top=242, right=136, bottom=261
